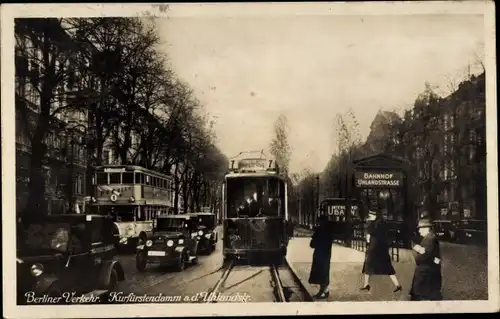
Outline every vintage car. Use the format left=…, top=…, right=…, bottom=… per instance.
left=189, top=212, right=218, bottom=254
left=455, top=219, right=487, bottom=245
left=135, top=215, right=200, bottom=272
left=432, top=219, right=457, bottom=241
left=16, top=214, right=125, bottom=305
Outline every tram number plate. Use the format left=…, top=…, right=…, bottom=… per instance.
left=148, top=251, right=166, bottom=256
left=437, top=232, right=444, bottom=236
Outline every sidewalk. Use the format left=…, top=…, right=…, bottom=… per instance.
left=287, top=237, right=416, bottom=301
left=293, top=226, right=314, bottom=237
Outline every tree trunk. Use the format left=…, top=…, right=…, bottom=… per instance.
left=26, top=25, right=53, bottom=220
left=182, top=164, right=190, bottom=213
left=173, top=163, right=180, bottom=214
left=26, top=131, right=48, bottom=220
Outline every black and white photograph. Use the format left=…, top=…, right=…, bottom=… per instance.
left=1, top=2, right=498, bottom=318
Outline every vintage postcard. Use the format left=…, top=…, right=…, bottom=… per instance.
left=1, top=1, right=498, bottom=318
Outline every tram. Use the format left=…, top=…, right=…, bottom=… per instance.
left=221, top=154, right=289, bottom=263
left=88, top=165, right=175, bottom=250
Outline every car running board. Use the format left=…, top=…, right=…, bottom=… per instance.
left=189, top=256, right=197, bottom=261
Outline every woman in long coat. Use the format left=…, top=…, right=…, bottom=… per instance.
left=308, top=215, right=334, bottom=299
left=360, top=211, right=402, bottom=292
left=409, top=219, right=443, bottom=300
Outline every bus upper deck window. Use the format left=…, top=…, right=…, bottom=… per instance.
left=122, top=172, right=134, bottom=184
left=97, top=173, right=108, bottom=185
left=109, top=173, right=121, bottom=184
left=135, top=172, right=143, bottom=184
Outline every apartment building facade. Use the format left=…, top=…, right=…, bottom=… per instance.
left=411, top=73, right=486, bottom=221
left=15, top=20, right=89, bottom=215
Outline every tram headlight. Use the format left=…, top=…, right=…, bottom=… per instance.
left=198, top=230, right=204, bottom=236
left=30, top=263, right=44, bottom=277
left=167, top=240, right=174, bottom=247
left=146, top=240, right=153, bottom=247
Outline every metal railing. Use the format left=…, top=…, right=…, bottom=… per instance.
left=350, top=224, right=401, bottom=262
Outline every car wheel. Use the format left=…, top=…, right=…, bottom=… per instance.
left=136, top=253, right=147, bottom=272
left=175, top=253, right=186, bottom=272
left=211, top=244, right=216, bottom=252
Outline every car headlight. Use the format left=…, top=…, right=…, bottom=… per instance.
left=178, top=239, right=184, bottom=244
left=167, top=240, right=174, bottom=247
left=198, top=230, right=204, bottom=236
left=30, top=263, right=44, bottom=277
left=146, top=240, right=153, bottom=247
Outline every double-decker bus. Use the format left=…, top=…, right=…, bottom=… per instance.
left=221, top=154, right=289, bottom=264
left=88, top=165, right=174, bottom=250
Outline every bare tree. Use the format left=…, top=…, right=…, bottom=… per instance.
left=15, top=18, right=100, bottom=218
left=269, top=114, right=292, bottom=176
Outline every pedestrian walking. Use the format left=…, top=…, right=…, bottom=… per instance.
left=308, top=215, right=334, bottom=299
left=360, top=210, right=402, bottom=292
left=409, top=218, right=443, bottom=301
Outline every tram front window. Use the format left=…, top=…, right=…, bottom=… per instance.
left=226, top=177, right=283, bottom=218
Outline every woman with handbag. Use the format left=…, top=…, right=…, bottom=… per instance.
left=360, top=210, right=402, bottom=292
left=308, top=215, right=334, bottom=299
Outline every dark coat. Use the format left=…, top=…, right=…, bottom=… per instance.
left=362, top=219, right=396, bottom=275
left=286, top=221, right=294, bottom=238
left=308, top=224, right=334, bottom=285
left=410, top=231, right=443, bottom=300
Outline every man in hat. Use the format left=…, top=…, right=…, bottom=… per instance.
left=409, top=218, right=443, bottom=301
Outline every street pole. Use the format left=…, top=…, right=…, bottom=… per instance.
left=316, top=175, right=320, bottom=219
left=346, top=147, right=352, bottom=247
left=298, top=196, right=301, bottom=225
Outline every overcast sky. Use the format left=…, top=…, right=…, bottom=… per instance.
left=155, top=13, right=484, bottom=173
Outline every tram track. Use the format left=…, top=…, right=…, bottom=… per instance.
left=206, top=259, right=313, bottom=303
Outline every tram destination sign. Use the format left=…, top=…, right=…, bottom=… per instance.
left=354, top=171, right=403, bottom=188
left=238, top=158, right=273, bottom=171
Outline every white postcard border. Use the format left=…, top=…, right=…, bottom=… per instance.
left=2, top=2, right=498, bottom=318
